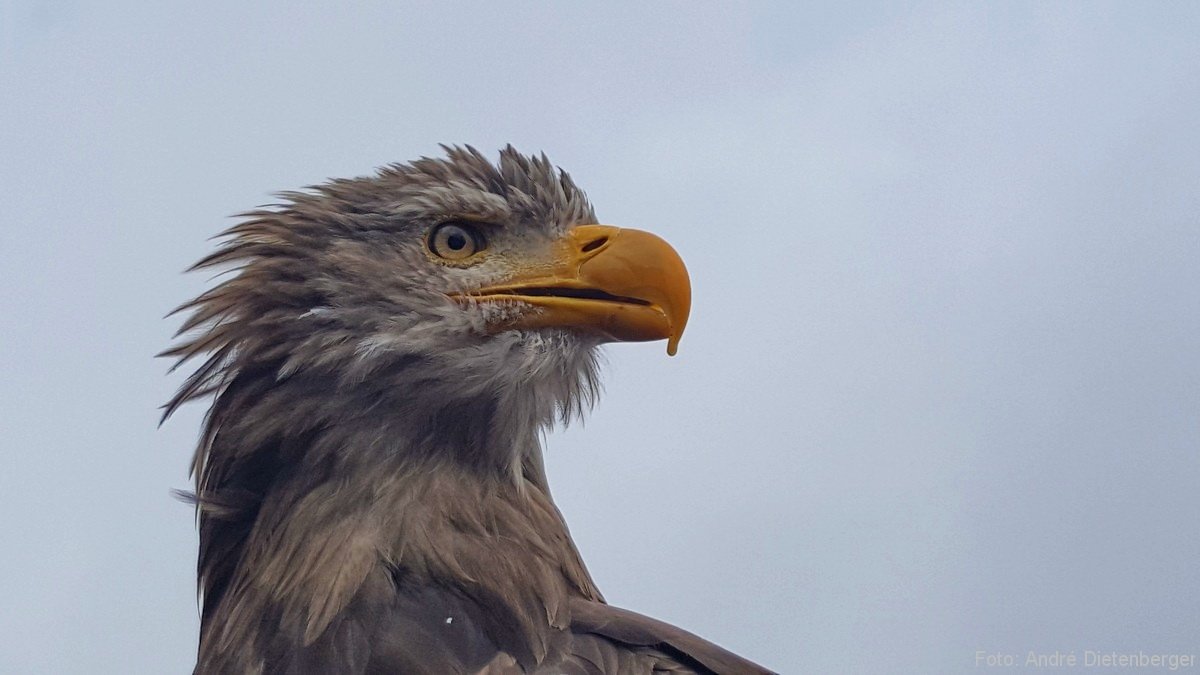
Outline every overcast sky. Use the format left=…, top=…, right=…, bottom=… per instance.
left=2, top=2, right=1198, bottom=673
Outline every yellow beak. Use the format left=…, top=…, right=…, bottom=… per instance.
left=454, top=225, right=691, bottom=355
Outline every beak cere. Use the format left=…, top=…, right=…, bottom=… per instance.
left=456, top=225, right=692, bottom=355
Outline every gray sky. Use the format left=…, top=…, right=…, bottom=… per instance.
left=2, top=2, right=1198, bottom=672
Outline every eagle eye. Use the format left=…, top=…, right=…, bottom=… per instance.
left=428, top=222, right=485, bottom=260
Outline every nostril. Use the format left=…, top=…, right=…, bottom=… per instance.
left=581, top=236, right=608, bottom=253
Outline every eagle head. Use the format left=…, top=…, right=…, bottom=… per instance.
left=166, top=145, right=690, bottom=479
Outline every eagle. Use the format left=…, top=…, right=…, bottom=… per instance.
left=164, top=146, right=774, bottom=674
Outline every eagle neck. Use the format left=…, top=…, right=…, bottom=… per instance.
left=194, top=368, right=602, bottom=666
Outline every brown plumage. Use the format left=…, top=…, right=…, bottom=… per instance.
left=164, top=146, right=774, bottom=674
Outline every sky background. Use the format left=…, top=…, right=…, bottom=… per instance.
left=2, top=2, right=1198, bottom=673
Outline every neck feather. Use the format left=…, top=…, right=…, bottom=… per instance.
left=191, top=363, right=602, bottom=665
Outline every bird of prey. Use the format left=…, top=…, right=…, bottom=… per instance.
left=163, top=146, right=774, bottom=674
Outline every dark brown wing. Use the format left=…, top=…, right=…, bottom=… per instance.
left=563, top=599, right=777, bottom=675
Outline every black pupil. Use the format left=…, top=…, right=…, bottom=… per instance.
left=446, top=232, right=467, bottom=250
